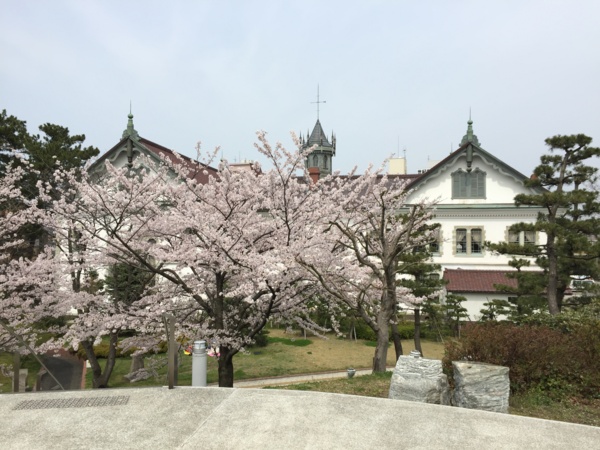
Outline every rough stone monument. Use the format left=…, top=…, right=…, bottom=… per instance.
left=388, top=353, right=451, bottom=405
left=452, top=361, right=510, bottom=413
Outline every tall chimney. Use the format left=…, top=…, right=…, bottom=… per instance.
left=308, top=167, right=320, bottom=184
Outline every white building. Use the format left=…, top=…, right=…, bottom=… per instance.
left=403, top=119, right=546, bottom=318
left=100, top=114, right=547, bottom=319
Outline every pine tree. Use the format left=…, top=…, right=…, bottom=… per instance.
left=0, top=109, right=29, bottom=176
left=489, top=134, right=600, bottom=314
left=397, top=239, right=444, bottom=356
left=104, top=262, right=155, bottom=307
left=490, top=258, right=547, bottom=320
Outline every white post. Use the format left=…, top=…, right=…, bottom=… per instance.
left=192, top=340, right=207, bottom=387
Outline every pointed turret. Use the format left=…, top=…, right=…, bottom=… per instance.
left=303, top=119, right=336, bottom=178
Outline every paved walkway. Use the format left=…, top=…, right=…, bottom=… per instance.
left=231, top=367, right=384, bottom=388
left=1, top=386, right=599, bottom=449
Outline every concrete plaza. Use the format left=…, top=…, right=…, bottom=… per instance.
left=1, top=386, right=600, bottom=449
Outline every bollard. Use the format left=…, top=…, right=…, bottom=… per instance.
left=192, top=340, right=207, bottom=387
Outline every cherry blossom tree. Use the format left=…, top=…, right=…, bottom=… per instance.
left=29, top=132, right=330, bottom=387
left=299, top=169, right=438, bottom=372
left=3, top=129, right=439, bottom=386
left=0, top=163, right=67, bottom=358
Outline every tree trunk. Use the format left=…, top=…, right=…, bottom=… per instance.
left=391, top=323, right=403, bottom=361
left=372, top=265, right=396, bottom=372
left=82, top=331, right=119, bottom=388
left=218, top=348, right=235, bottom=387
left=372, top=323, right=389, bottom=373
left=413, top=308, right=423, bottom=357
left=546, top=235, right=561, bottom=315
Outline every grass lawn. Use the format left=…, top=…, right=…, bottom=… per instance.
left=509, top=391, right=600, bottom=428
left=83, top=328, right=445, bottom=388
left=269, top=371, right=395, bottom=398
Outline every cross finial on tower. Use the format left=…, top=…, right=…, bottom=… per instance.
left=311, top=85, right=326, bottom=120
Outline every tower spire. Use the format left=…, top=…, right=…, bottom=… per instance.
left=303, top=89, right=335, bottom=179
left=311, top=85, right=326, bottom=120
left=122, top=106, right=140, bottom=142
left=460, top=112, right=480, bottom=147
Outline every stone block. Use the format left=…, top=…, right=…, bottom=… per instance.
left=388, top=355, right=451, bottom=405
left=452, top=361, right=509, bottom=413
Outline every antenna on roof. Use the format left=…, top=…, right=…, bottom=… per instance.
left=311, top=85, right=326, bottom=120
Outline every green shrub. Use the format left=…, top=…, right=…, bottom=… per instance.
left=352, top=320, right=377, bottom=341
left=444, top=321, right=600, bottom=397
left=76, top=342, right=132, bottom=359
left=395, top=323, right=415, bottom=339
left=250, top=330, right=270, bottom=348
left=345, top=321, right=441, bottom=342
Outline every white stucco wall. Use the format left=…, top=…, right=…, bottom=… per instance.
left=449, top=292, right=513, bottom=321
left=405, top=150, right=545, bottom=272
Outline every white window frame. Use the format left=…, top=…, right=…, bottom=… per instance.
left=507, top=229, right=536, bottom=246
left=429, top=228, right=442, bottom=256
left=454, top=226, right=484, bottom=256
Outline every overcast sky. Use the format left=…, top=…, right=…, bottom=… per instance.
left=1, top=1, right=599, bottom=175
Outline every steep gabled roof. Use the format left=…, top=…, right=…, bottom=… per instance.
left=139, top=138, right=218, bottom=184
left=89, top=115, right=218, bottom=184
left=444, top=269, right=519, bottom=293
left=405, top=120, right=542, bottom=193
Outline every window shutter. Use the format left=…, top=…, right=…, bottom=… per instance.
left=471, top=170, right=485, bottom=198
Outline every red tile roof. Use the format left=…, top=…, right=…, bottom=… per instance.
left=140, top=138, right=218, bottom=184
left=443, top=269, right=519, bottom=293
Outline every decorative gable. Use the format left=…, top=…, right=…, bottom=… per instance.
left=88, top=114, right=218, bottom=184
left=404, top=120, right=544, bottom=206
